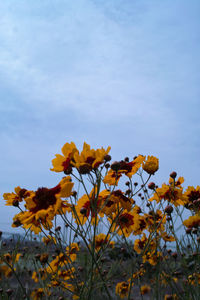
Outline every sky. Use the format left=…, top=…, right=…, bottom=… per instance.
left=0, top=0, right=200, bottom=233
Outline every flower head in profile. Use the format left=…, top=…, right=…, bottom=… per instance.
left=142, top=156, right=159, bottom=175
left=183, top=214, right=200, bottom=229
left=184, top=186, right=200, bottom=212
left=51, top=142, right=78, bottom=173
left=72, top=142, right=111, bottom=174
left=3, top=187, right=30, bottom=206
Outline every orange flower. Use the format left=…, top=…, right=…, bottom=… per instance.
left=92, top=233, right=114, bottom=251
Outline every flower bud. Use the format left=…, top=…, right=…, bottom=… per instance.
left=80, top=207, right=87, bottom=215
left=170, top=171, right=177, bottom=179
left=148, top=182, right=155, bottom=190
left=104, top=154, right=111, bottom=162
left=111, top=161, right=121, bottom=172
left=12, top=199, right=19, bottom=207
left=165, top=205, right=173, bottom=215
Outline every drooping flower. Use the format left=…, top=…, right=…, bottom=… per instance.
left=142, top=156, right=159, bottom=175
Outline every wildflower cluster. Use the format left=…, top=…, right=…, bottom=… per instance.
left=1, top=142, right=199, bottom=299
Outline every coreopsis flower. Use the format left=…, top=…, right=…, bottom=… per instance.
left=99, top=189, right=134, bottom=216
left=142, top=156, right=159, bottom=175
left=115, top=281, right=130, bottom=299
left=31, top=288, right=51, bottom=300
left=140, top=285, right=151, bottom=295
left=144, top=209, right=166, bottom=233
left=183, top=214, right=200, bottom=228
left=109, top=209, right=140, bottom=237
left=161, top=231, right=175, bottom=242
left=188, top=272, right=200, bottom=285
left=134, top=233, right=156, bottom=254
left=51, top=142, right=78, bottom=173
left=3, top=187, right=30, bottom=206
left=42, top=235, right=56, bottom=245
left=91, top=233, right=114, bottom=251
left=72, top=142, right=111, bottom=174
left=13, top=176, right=74, bottom=233
left=66, top=243, right=80, bottom=262
left=184, top=186, right=200, bottom=212
left=0, top=265, right=12, bottom=279
left=32, top=269, right=47, bottom=283
left=142, top=250, right=162, bottom=265
left=74, top=187, right=103, bottom=224
left=149, top=177, right=186, bottom=206
left=103, top=155, right=144, bottom=186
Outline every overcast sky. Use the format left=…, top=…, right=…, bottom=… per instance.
left=0, top=0, right=200, bottom=233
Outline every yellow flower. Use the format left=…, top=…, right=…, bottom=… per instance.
left=115, top=281, right=130, bottom=299
left=184, top=186, right=200, bottom=212
left=51, top=141, right=78, bottom=173
left=149, top=177, right=186, bottom=206
left=142, top=156, right=159, bottom=175
left=103, top=155, right=144, bottom=186
left=92, top=233, right=114, bottom=251
left=13, top=176, right=73, bottom=233
left=109, top=209, right=140, bottom=237
left=140, top=285, right=151, bottom=295
left=72, top=142, right=111, bottom=174
left=3, top=186, right=30, bottom=206
left=183, top=214, right=200, bottom=228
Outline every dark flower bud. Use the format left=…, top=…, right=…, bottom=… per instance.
left=125, top=181, right=130, bottom=186
left=80, top=207, right=87, bottom=215
left=172, top=252, right=177, bottom=259
left=111, top=161, right=121, bottom=172
left=134, top=182, right=138, bottom=186
left=186, top=228, right=192, bottom=234
left=124, top=157, right=129, bottom=162
left=79, top=164, right=91, bottom=174
left=165, top=205, right=173, bottom=215
left=64, top=166, right=72, bottom=175
left=148, top=182, right=155, bottom=190
left=104, top=154, right=111, bottom=162
left=105, top=163, right=110, bottom=169
left=170, top=171, right=177, bottom=179
left=55, top=226, right=61, bottom=232
left=12, top=199, right=19, bottom=207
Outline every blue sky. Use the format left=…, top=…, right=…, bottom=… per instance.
left=0, top=0, right=200, bottom=232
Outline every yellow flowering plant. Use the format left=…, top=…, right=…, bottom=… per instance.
left=1, top=141, right=199, bottom=300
